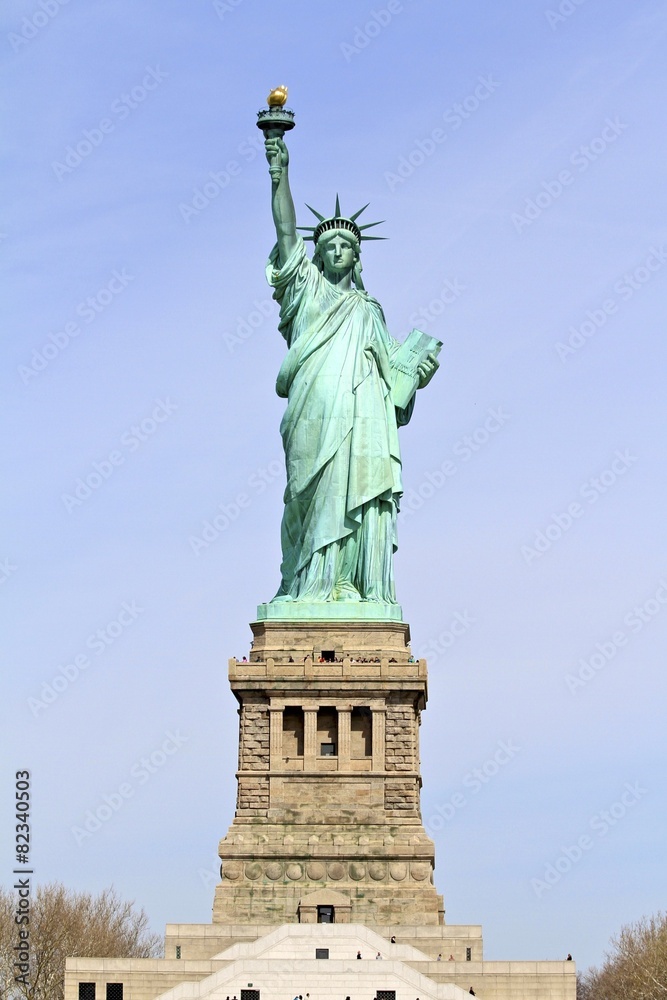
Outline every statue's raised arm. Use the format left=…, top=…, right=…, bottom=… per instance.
left=265, top=136, right=298, bottom=264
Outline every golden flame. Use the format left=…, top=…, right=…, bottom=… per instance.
left=267, top=85, right=288, bottom=107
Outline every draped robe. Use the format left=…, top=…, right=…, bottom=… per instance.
left=267, top=238, right=414, bottom=604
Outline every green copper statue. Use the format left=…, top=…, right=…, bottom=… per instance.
left=260, top=111, right=439, bottom=617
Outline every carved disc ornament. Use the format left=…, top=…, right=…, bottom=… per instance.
left=389, top=862, right=407, bottom=881
left=222, top=861, right=242, bottom=880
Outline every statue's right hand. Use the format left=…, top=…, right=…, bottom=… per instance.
left=265, top=137, right=289, bottom=181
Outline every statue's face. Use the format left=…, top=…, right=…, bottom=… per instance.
left=317, top=231, right=359, bottom=278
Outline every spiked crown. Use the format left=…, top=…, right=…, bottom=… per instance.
left=298, top=196, right=385, bottom=245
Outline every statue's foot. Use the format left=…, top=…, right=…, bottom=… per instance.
left=270, top=594, right=294, bottom=603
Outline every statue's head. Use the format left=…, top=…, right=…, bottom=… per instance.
left=299, top=198, right=385, bottom=285
left=313, top=229, right=360, bottom=279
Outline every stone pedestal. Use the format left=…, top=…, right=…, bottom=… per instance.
left=213, top=619, right=444, bottom=925
left=63, top=616, right=576, bottom=1000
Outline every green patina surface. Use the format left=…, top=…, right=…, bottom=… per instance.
left=256, top=600, right=404, bottom=623
left=260, top=122, right=439, bottom=620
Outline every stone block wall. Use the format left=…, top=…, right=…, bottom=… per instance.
left=236, top=775, right=269, bottom=812
left=385, top=694, right=417, bottom=772
left=238, top=697, right=269, bottom=771
left=213, top=865, right=443, bottom=925
left=384, top=777, right=418, bottom=812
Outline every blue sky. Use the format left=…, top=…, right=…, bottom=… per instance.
left=2, top=0, right=666, bottom=972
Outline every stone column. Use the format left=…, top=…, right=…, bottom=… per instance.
left=269, top=705, right=283, bottom=770
left=338, top=706, right=351, bottom=768
left=304, top=706, right=318, bottom=769
left=372, top=706, right=386, bottom=771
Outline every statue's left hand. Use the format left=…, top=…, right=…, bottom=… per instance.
left=265, top=136, right=289, bottom=183
left=417, top=352, right=439, bottom=389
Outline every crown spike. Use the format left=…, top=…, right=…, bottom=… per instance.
left=299, top=197, right=386, bottom=244
left=305, top=204, right=326, bottom=222
left=349, top=203, right=370, bottom=222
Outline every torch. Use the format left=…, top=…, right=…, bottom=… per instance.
left=256, top=86, right=295, bottom=176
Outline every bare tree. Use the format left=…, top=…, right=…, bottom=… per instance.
left=577, top=912, right=667, bottom=1000
left=0, top=884, right=161, bottom=1000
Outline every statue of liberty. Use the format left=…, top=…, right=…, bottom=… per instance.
left=262, top=125, right=439, bottom=615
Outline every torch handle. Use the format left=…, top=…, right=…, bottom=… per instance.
left=256, top=106, right=295, bottom=178
left=263, top=126, right=287, bottom=178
